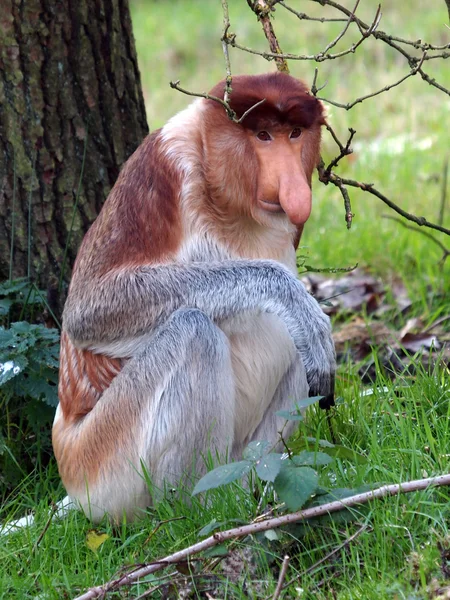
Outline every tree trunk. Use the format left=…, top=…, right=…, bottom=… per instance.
left=0, top=0, right=148, bottom=311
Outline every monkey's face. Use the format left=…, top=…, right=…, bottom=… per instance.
left=248, top=124, right=314, bottom=228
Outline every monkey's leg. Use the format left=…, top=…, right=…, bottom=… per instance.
left=57, top=308, right=235, bottom=522
left=240, top=352, right=309, bottom=454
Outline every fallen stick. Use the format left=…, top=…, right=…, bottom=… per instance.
left=74, top=473, right=450, bottom=600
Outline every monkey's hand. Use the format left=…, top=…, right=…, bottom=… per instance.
left=289, top=284, right=336, bottom=402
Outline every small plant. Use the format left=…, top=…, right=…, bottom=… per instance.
left=0, top=320, right=59, bottom=407
left=0, top=278, right=60, bottom=499
left=193, top=397, right=362, bottom=515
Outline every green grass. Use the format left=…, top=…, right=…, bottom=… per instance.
left=2, top=1, right=450, bottom=598
left=2, top=370, right=450, bottom=598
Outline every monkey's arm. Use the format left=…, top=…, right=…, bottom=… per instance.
left=64, top=260, right=335, bottom=397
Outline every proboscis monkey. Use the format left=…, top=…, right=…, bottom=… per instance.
left=53, top=72, right=336, bottom=522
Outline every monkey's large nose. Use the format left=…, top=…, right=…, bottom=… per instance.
left=278, top=172, right=312, bottom=226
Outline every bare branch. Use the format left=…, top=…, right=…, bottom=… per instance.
left=272, top=555, right=290, bottom=600
left=324, top=125, right=355, bottom=172
left=247, top=0, right=289, bottom=72
left=281, top=523, right=369, bottom=592
left=321, top=0, right=361, bottom=55
left=318, top=166, right=450, bottom=237
left=74, top=474, right=450, bottom=600
left=444, top=0, right=450, bottom=22
left=170, top=80, right=238, bottom=121
left=170, top=80, right=266, bottom=126
left=237, top=98, right=267, bottom=123
left=382, top=214, right=450, bottom=266
left=280, top=2, right=348, bottom=23
left=318, top=68, right=418, bottom=110
left=221, top=0, right=233, bottom=103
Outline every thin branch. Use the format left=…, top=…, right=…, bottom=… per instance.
left=339, top=181, right=354, bottom=229
left=281, top=523, right=369, bottom=591
left=169, top=80, right=237, bottom=121
left=238, top=98, right=267, bottom=123
left=382, top=214, right=450, bottom=265
left=444, top=0, right=450, bottom=22
left=74, top=474, right=450, bottom=600
left=324, top=125, right=355, bottom=173
left=169, top=80, right=266, bottom=125
left=280, top=2, right=348, bottom=23
left=417, top=66, right=450, bottom=96
left=247, top=0, right=289, bottom=72
left=318, top=166, right=450, bottom=237
left=272, top=555, right=290, bottom=600
left=321, top=0, right=361, bottom=55
left=220, top=0, right=233, bottom=103
left=226, top=29, right=375, bottom=64
left=318, top=68, right=417, bottom=111
left=423, top=314, right=450, bottom=334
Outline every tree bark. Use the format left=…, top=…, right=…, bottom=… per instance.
left=0, top=0, right=148, bottom=310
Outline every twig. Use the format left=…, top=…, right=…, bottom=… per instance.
left=272, top=555, right=290, bottom=600
left=321, top=0, right=361, bottom=55
left=247, top=0, right=289, bottom=72
left=280, top=2, right=348, bottom=23
left=16, top=502, right=60, bottom=577
left=444, top=0, right=450, bottom=22
left=382, top=214, right=450, bottom=266
left=281, top=523, right=368, bottom=591
left=317, top=166, right=450, bottom=237
left=324, top=126, right=355, bottom=173
left=227, top=29, right=376, bottom=64
left=423, top=314, right=450, bottom=334
left=142, top=516, right=186, bottom=547
left=74, top=474, right=450, bottom=600
left=318, top=67, right=419, bottom=111
left=169, top=80, right=266, bottom=125
left=307, top=0, right=450, bottom=96
left=170, top=80, right=238, bottom=121
left=220, top=0, right=233, bottom=103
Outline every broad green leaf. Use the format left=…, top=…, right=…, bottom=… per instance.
left=243, top=440, right=271, bottom=461
left=290, top=438, right=366, bottom=465
left=294, top=396, right=324, bottom=409
left=274, top=465, right=318, bottom=511
left=275, top=409, right=303, bottom=421
left=0, top=278, right=30, bottom=296
left=264, top=529, right=279, bottom=541
left=291, top=451, right=334, bottom=467
left=19, top=377, right=59, bottom=406
left=198, top=519, right=221, bottom=537
left=0, top=299, right=13, bottom=316
left=192, top=460, right=252, bottom=495
left=255, top=453, right=283, bottom=482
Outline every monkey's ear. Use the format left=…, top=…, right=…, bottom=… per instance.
left=314, top=373, right=335, bottom=410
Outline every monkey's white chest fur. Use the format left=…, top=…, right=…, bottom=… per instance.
left=220, top=311, right=297, bottom=450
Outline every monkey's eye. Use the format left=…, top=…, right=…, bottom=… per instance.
left=256, top=131, right=272, bottom=141
left=290, top=128, right=302, bottom=139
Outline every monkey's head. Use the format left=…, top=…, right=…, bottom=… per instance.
left=203, top=72, right=325, bottom=235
